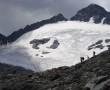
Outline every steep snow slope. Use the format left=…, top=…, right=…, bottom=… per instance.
left=0, top=21, right=110, bottom=71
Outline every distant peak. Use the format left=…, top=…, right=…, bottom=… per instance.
left=88, top=3, right=101, bottom=7
left=87, top=4, right=106, bottom=11
left=52, top=13, right=65, bottom=18
left=55, top=13, right=64, bottom=17
left=51, top=13, right=67, bottom=21
left=71, top=4, right=107, bottom=23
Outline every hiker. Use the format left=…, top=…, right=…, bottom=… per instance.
left=93, top=51, right=96, bottom=57
left=80, top=57, right=84, bottom=63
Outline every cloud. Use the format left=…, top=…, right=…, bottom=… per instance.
left=0, top=0, right=53, bottom=35
left=0, top=0, right=110, bottom=35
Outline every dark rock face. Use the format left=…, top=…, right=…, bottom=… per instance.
left=30, top=38, right=60, bottom=50
left=30, top=38, right=50, bottom=49
left=71, top=4, right=110, bottom=24
left=105, top=39, right=110, bottom=43
left=0, top=34, right=7, bottom=45
left=42, top=52, right=50, bottom=54
left=7, top=14, right=67, bottom=43
left=88, top=39, right=110, bottom=50
left=49, top=40, right=60, bottom=49
left=88, top=40, right=104, bottom=50
left=103, top=13, right=110, bottom=24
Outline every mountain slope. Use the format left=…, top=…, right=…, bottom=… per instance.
left=0, top=50, right=110, bottom=90
left=0, top=62, right=32, bottom=74
left=71, top=4, right=110, bottom=24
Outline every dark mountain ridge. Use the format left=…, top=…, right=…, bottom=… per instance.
left=0, top=14, right=67, bottom=44
left=71, top=4, right=110, bottom=24
left=7, top=14, right=67, bottom=43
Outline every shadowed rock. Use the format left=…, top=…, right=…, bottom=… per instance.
left=105, top=39, right=110, bottom=43
left=71, top=4, right=110, bottom=25
left=42, top=52, right=51, bottom=54
left=88, top=40, right=103, bottom=50
left=49, top=40, right=60, bottom=49
left=71, top=4, right=107, bottom=23
left=30, top=38, right=50, bottom=49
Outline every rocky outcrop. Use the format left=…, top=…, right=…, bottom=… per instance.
left=71, top=4, right=110, bottom=24
left=30, top=38, right=60, bottom=50
left=30, top=38, right=50, bottom=49
left=88, top=39, right=110, bottom=50
left=49, top=40, right=60, bottom=49
left=88, top=40, right=104, bottom=50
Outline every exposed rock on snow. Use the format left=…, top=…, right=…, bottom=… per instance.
left=88, top=38, right=110, bottom=50
left=30, top=38, right=50, bottom=49
left=48, top=39, right=60, bottom=49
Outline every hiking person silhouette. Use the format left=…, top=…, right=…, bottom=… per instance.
left=93, top=51, right=96, bottom=57
left=80, top=57, right=84, bottom=63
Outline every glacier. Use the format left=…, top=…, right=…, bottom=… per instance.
left=0, top=21, right=110, bottom=72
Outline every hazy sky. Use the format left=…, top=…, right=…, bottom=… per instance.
left=0, top=0, right=110, bottom=35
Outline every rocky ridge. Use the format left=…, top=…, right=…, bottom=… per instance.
left=0, top=50, right=110, bottom=90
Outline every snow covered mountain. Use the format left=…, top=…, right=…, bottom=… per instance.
left=0, top=21, right=110, bottom=72
left=0, top=4, right=110, bottom=72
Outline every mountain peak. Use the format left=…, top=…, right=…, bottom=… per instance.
left=71, top=4, right=107, bottom=23
left=88, top=3, right=104, bottom=8
left=86, top=3, right=106, bottom=12
left=50, top=13, right=67, bottom=21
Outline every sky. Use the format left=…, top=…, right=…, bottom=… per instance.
left=0, top=0, right=110, bottom=36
